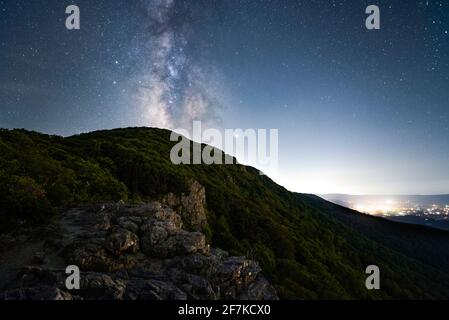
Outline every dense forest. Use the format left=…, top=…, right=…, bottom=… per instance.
left=1, top=127, right=449, bottom=299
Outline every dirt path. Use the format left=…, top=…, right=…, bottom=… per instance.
left=0, top=241, right=44, bottom=290
left=0, top=208, right=87, bottom=290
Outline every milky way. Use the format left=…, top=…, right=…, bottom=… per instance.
left=133, top=0, right=223, bottom=130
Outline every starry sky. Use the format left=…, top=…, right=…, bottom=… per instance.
left=1, top=0, right=448, bottom=195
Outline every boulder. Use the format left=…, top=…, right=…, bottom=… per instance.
left=78, top=273, right=126, bottom=300
left=174, top=231, right=209, bottom=255
left=117, top=216, right=140, bottom=233
left=141, top=225, right=208, bottom=258
left=105, top=227, right=139, bottom=256
left=65, top=239, right=128, bottom=272
left=215, top=257, right=261, bottom=299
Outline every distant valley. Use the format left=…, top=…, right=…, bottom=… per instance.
left=321, top=194, right=449, bottom=231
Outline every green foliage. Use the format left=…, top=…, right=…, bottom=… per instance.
left=0, top=171, right=55, bottom=225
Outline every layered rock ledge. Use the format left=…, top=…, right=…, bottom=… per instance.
left=0, top=195, right=278, bottom=300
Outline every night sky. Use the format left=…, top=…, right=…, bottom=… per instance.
left=1, top=0, right=448, bottom=195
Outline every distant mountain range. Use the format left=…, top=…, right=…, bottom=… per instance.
left=2, top=128, right=449, bottom=299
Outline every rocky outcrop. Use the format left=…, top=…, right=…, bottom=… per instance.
left=0, top=190, right=278, bottom=300
left=139, top=206, right=209, bottom=258
left=162, top=180, right=208, bottom=231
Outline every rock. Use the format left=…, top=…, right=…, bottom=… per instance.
left=0, top=286, right=74, bottom=300
left=117, top=216, right=140, bottom=233
left=140, top=208, right=208, bottom=258
left=141, top=217, right=181, bottom=236
left=94, top=213, right=111, bottom=231
left=0, top=197, right=278, bottom=300
left=117, top=216, right=142, bottom=234
left=174, top=231, right=209, bottom=255
left=124, top=279, right=187, bottom=300
left=141, top=222, right=208, bottom=258
left=78, top=273, right=126, bottom=300
left=120, top=221, right=139, bottom=233
left=127, top=202, right=161, bottom=216
left=140, top=218, right=172, bottom=258
left=237, top=276, right=279, bottom=300
left=153, top=208, right=183, bottom=228
left=168, top=268, right=217, bottom=300
left=170, top=252, right=222, bottom=277
left=141, top=232, right=176, bottom=258
left=65, top=239, right=127, bottom=272
left=105, top=227, right=139, bottom=256
left=163, top=181, right=207, bottom=231
left=180, top=181, right=208, bottom=231
left=18, top=266, right=58, bottom=286
left=215, top=257, right=261, bottom=299
left=0, top=266, right=74, bottom=300
left=140, top=212, right=184, bottom=258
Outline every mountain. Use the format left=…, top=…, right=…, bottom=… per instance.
left=1, top=127, right=449, bottom=299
